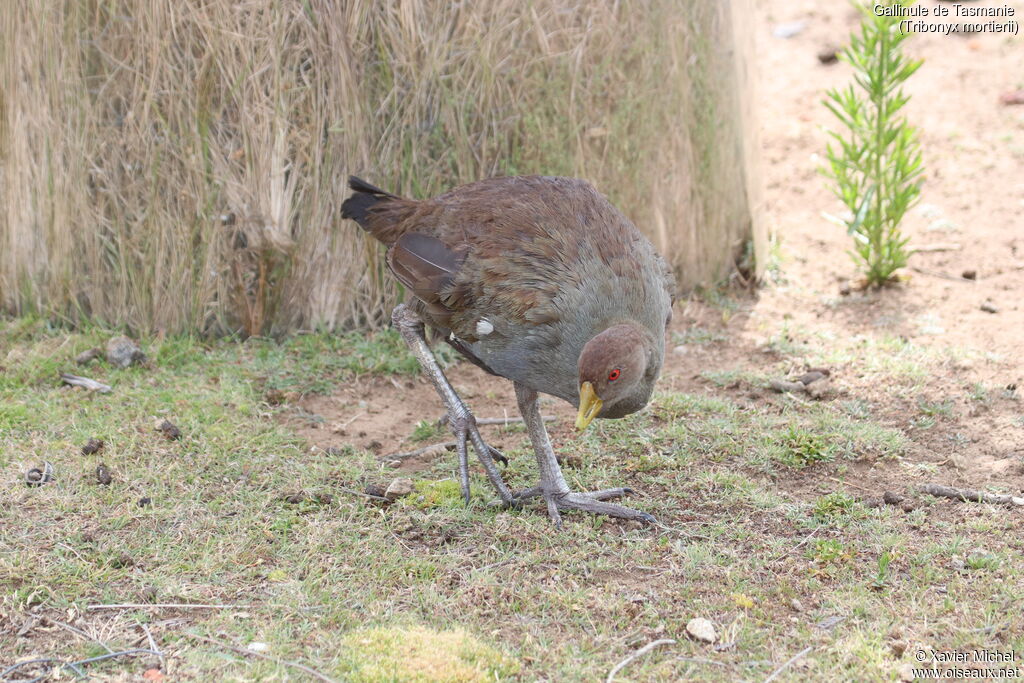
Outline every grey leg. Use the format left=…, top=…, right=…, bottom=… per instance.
left=513, top=382, right=656, bottom=526
left=392, top=305, right=514, bottom=504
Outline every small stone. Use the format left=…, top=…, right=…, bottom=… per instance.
left=246, top=642, right=269, bottom=653
left=557, top=453, right=584, bottom=469
left=81, top=438, right=105, bottom=455
left=816, top=615, right=846, bottom=631
left=882, top=491, right=904, bottom=505
left=364, top=483, right=387, bottom=498
left=75, top=348, right=102, bottom=365
left=839, top=283, right=852, bottom=296
left=106, top=336, right=146, bottom=368
left=95, top=464, right=112, bottom=485
left=961, top=269, right=977, bottom=280
left=769, top=379, right=806, bottom=394
left=685, top=617, right=717, bottom=643
left=111, top=552, right=135, bottom=568
left=385, top=477, right=415, bottom=501
left=789, top=598, right=804, bottom=612
left=773, top=21, right=806, bottom=39
left=157, top=420, right=181, bottom=440
left=890, top=640, right=908, bottom=658
left=798, top=370, right=828, bottom=385
left=806, top=377, right=831, bottom=399
left=980, top=301, right=998, bottom=314
left=817, top=45, right=839, bottom=64
left=137, top=497, right=152, bottom=507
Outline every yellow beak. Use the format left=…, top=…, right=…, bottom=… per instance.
left=575, top=381, right=603, bottom=431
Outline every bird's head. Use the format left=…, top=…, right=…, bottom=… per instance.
left=575, top=323, right=654, bottom=430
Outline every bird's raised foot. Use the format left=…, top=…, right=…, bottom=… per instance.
left=436, top=414, right=508, bottom=466
left=511, top=486, right=655, bottom=526
left=444, top=412, right=514, bottom=506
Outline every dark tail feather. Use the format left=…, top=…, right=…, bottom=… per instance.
left=341, top=176, right=398, bottom=229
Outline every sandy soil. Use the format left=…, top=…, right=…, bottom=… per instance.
left=292, top=0, right=1023, bottom=500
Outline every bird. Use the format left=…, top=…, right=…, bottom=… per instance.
left=341, top=175, right=675, bottom=525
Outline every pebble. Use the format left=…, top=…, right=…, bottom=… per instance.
left=685, top=617, right=717, bottom=643
left=980, top=301, right=998, bottom=314
left=385, top=477, right=415, bottom=501
left=882, top=491, right=904, bottom=505
left=106, top=336, right=146, bottom=368
left=817, top=45, right=839, bottom=64
left=773, top=21, right=806, bottom=39
left=247, top=642, right=269, bottom=653
left=789, top=598, right=804, bottom=612
left=75, top=348, right=102, bottom=365
left=82, top=438, right=105, bottom=455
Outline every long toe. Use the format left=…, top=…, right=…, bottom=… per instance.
left=581, top=487, right=633, bottom=501
left=555, top=492, right=656, bottom=524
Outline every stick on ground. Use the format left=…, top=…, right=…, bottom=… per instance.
left=763, top=646, right=813, bottom=683
left=60, top=372, right=112, bottom=393
left=920, top=484, right=1024, bottom=507
left=606, top=639, right=676, bottom=683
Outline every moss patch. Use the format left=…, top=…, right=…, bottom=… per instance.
left=340, top=626, right=519, bottom=682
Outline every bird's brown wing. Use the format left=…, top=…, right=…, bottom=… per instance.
left=386, top=233, right=466, bottom=328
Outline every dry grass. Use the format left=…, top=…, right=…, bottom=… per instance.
left=1, top=0, right=761, bottom=336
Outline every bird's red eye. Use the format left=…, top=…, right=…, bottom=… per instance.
left=608, top=369, right=620, bottom=382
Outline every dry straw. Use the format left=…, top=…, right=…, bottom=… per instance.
left=1, top=0, right=761, bottom=336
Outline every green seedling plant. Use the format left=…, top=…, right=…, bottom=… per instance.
left=823, top=0, right=924, bottom=286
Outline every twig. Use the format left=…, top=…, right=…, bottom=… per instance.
left=919, top=484, right=1024, bottom=507
left=1, top=649, right=161, bottom=682
left=908, top=242, right=961, bottom=253
left=337, top=487, right=389, bottom=502
left=766, top=528, right=820, bottom=567
left=184, top=632, right=338, bottom=683
left=606, top=639, right=676, bottom=683
left=47, top=618, right=115, bottom=654
left=672, top=655, right=727, bottom=667
left=763, top=646, right=813, bottom=683
left=337, top=411, right=366, bottom=431
left=140, top=622, right=164, bottom=667
left=87, top=602, right=251, bottom=611
left=381, top=441, right=455, bottom=461
left=60, top=372, right=112, bottom=393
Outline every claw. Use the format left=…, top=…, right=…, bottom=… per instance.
left=488, top=446, right=509, bottom=467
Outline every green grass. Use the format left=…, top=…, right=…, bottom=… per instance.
left=1, top=317, right=1022, bottom=681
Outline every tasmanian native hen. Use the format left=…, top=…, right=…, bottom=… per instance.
left=341, top=175, right=675, bottom=525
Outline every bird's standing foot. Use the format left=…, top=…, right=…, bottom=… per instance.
left=512, top=486, right=656, bottom=526
left=513, top=382, right=655, bottom=527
